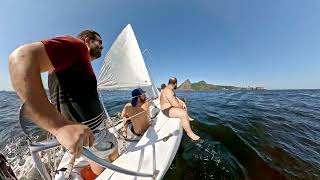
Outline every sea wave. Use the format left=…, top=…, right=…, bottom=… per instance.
left=0, top=90, right=319, bottom=179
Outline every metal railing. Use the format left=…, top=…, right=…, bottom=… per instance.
left=26, top=137, right=158, bottom=180
left=19, top=104, right=158, bottom=180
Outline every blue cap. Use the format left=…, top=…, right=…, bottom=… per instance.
left=131, top=88, right=146, bottom=106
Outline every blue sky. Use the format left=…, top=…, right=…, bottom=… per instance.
left=1, top=0, right=320, bottom=90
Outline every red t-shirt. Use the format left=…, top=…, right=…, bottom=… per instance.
left=41, top=35, right=94, bottom=75
left=41, top=36, right=103, bottom=128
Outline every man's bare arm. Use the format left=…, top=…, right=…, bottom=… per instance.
left=176, top=97, right=187, bottom=109
left=120, top=104, right=131, bottom=135
left=9, top=42, right=70, bottom=133
left=8, top=42, right=94, bottom=156
left=120, top=103, right=130, bottom=118
left=142, top=101, right=152, bottom=110
left=121, top=103, right=131, bottom=124
left=177, top=97, right=185, bottom=105
left=166, top=90, right=183, bottom=108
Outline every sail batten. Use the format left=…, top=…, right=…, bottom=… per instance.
left=97, top=24, right=152, bottom=90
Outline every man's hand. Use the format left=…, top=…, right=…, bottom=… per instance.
left=176, top=97, right=187, bottom=110
left=54, top=123, right=95, bottom=158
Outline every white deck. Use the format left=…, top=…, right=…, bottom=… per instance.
left=97, top=101, right=182, bottom=179
left=55, top=99, right=182, bottom=180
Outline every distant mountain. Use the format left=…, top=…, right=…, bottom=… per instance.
left=177, top=79, right=245, bottom=90
left=178, top=79, right=192, bottom=90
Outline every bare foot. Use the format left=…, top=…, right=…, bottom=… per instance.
left=188, top=117, right=194, bottom=121
left=187, top=132, right=200, bottom=141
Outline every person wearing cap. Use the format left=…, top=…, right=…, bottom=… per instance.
left=160, top=77, right=200, bottom=141
left=120, top=88, right=152, bottom=137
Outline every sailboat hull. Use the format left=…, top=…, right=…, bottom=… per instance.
left=55, top=98, right=183, bottom=180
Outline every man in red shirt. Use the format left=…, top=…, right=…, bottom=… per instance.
left=9, top=30, right=118, bottom=176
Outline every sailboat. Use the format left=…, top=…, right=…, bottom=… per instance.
left=51, top=24, right=182, bottom=179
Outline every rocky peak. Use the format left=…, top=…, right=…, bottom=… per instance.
left=178, top=79, right=192, bottom=90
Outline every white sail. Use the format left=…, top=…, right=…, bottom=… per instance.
left=55, top=24, right=181, bottom=180
left=97, top=24, right=152, bottom=90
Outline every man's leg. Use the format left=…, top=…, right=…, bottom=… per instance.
left=177, top=98, right=194, bottom=121
left=89, top=148, right=119, bottom=175
left=109, top=148, right=119, bottom=162
left=168, top=107, right=200, bottom=140
left=87, top=131, right=120, bottom=176
left=181, top=106, right=195, bottom=121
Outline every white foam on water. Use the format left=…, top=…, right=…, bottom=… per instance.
left=3, top=136, right=66, bottom=179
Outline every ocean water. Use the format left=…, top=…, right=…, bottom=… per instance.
left=0, top=90, right=319, bottom=179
